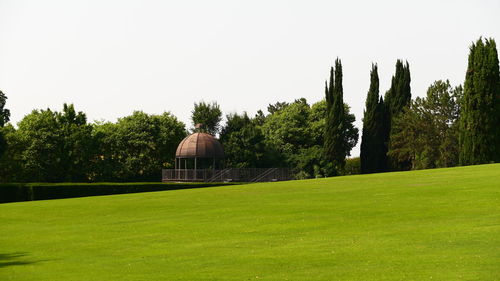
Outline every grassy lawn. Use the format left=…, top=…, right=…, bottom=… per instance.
left=1, top=164, right=499, bottom=280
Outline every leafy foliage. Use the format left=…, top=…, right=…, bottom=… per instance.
left=0, top=90, right=11, bottom=158
left=342, top=157, right=361, bottom=175
left=92, top=111, right=186, bottom=181
left=261, top=98, right=331, bottom=177
left=0, top=105, right=95, bottom=182
left=191, top=101, right=222, bottom=135
left=0, top=106, right=186, bottom=182
left=0, top=90, right=10, bottom=127
left=219, top=112, right=270, bottom=168
left=388, top=80, right=462, bottom=169
left=261, top=98, right=314, bottom=156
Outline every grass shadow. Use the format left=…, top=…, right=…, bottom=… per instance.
left=0, top=252, right=44, bottom=268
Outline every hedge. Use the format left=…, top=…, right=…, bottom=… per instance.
left=0, top=182, right=238, bottom=203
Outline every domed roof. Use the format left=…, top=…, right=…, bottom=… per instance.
left=175, top=132, right=224, bottom=158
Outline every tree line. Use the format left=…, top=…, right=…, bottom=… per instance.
left=361, top=38, right=499, bottom=173
left=0, top=37, right=498, bottom=182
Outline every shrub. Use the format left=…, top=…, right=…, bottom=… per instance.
left=0, top=182, right=237, bottom=203
left=342, top=157, right=361, bottom=175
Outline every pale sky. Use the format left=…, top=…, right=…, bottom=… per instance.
left=1, top=0, right=499, bottom=156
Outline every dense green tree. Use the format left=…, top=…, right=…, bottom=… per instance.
left=262, top=98, right=313, bottom=157
left=343, top=157, right=361, bottom=175
left=0, top=90, right=11, bottom=158
left=384, top=59, right=412, bottom=170
left=267, top=101, right=289, bottom=114
left=324, top=59, right=358, bottom=172
left=459, top=38, right=500, bottom=165
left=388, top=80, right=462, bottom=169
left=219, top=112, right=270, bottom=168
left=93, top=111, right=186, bottom=181
left=220, top=99, right=330, bottom=177
left=56, top=104, right=94, bottom=181
left=3, top=104, right=94, bottom=182
left=15, top=109, right=64, bottom=181
left=360, top=64, right=388, bottom=173
left=287, top=99, right=357, bottom=178
left=191, top=101, right=222, bottom=135
left=261, top=99, right=320, bottom=177
left=91, top=121, right=121, bottom=181
left=0, top=124, right=23, bottom=182
left=0, top=90, right=10, bottom=127
left=0, top=105, right=186, bottom=182
left=309, top=100, right=328, bottom=145
left=253, top=110, right=266, bottom=126
left=341, top=104, right=359, bottom=158
left=0, top=131, right=6, bottom=161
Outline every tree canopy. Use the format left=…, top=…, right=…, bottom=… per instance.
left=388, top=80, right=462, bottom=169
left=191, top=101, right=222, bottom=135
left=0, top=37, right=498, bottom=182
left=0, top=106, right=186, bottom=182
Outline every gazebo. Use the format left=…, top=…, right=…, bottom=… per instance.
left=173, top=132, right=224, bottom=181
left=162, top=131, right=293, bottom=182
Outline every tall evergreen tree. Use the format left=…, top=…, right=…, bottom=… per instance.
left=324, top=58, right=348, bottom=171
left=324, top=67, right=335, bottom=163
left=360, top=64, right=387, bottom=173
left=384, top=60, right=412, bottom=170
left=385, top=60, right=411, bottom=120
left=459, top=38, right=500, bottom=165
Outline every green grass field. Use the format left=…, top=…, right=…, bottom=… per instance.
left=1, top=164, right=499, bottom=280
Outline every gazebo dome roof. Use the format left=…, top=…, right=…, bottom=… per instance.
left=175, top=132, right=224, bottom=159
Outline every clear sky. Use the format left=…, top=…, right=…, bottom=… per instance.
left=1, top=0, right=499, bottom=156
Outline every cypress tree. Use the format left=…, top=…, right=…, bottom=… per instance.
left=459, top=38, right=500, bottom=165
left=384, top=60, right=412, bottom=170
left=360, top=64, right=387, bottom=173
left=324, top=58, right=347, bottom=171
left=384, top=60, right=411, bottom=121
left=324, top=67, right=335, bottom=165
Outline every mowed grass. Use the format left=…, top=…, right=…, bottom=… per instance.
left=1, top=164, right=499, bottom=280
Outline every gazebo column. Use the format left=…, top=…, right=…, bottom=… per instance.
left=174, top=157, right=177, bottom=179
left=194, top=157, right=197, bottom=180
left=178, top=158, right=181, bottom=179
left=213, top=157, right=216, bottom=181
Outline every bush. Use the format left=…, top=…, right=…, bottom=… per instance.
left=342, top=157, right=361, bottom=175
left=0, top=182, right=237, bottom=203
